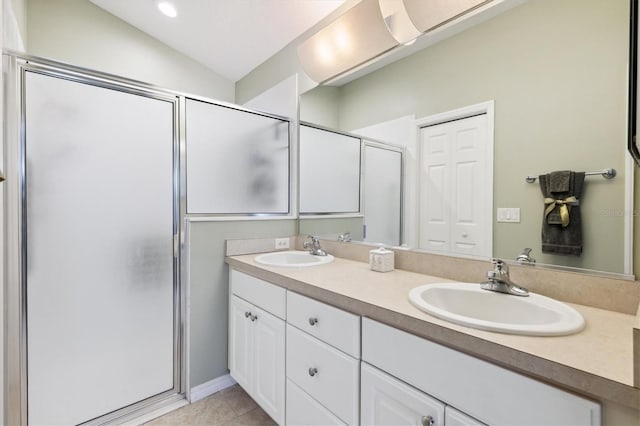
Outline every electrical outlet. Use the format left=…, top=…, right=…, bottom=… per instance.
left=275, top=238, right=290, bottom=249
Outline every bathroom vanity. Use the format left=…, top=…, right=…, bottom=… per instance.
left=226, top=248, right=640, bottom=425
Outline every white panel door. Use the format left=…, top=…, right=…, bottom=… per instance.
left=361, top=363, right=445, bottom=426
left=252, top=305, right=285, bottom=425
left=419, top=114, right=490, bottom=257
left=420, top=126, right=451, bottom=252
left=451, top=115, right=488, bottom=256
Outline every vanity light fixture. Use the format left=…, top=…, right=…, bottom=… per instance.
left=402, top=0, right=490, bottom=33
left=297, top=0, right=399, bottom=83
left=154, top=0, right=177, bottom=18
left=298, top=0, right=495, bottom=83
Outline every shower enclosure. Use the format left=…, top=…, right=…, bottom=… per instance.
left=4, top=55, right=184, bottom=425
left=4, top=53, right=293, bottom=425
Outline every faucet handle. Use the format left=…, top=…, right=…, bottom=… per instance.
left=491, top=258, right=507, bottom=271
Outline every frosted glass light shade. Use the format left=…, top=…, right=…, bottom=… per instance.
left=298, top=0, right=399, bottom=83
left=379, top=0, right=421, bottom=44
left=403, top=0, right=488, bottom=33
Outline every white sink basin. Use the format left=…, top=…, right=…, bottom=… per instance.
left=408, top=283, right=585, bottom=336
left=254, top=250, right=334, bottom=268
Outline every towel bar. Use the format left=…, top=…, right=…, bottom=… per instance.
left=525, top=168, right=616, bottom=183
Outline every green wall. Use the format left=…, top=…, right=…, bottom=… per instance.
left=188, top=220, right=297, bottom=386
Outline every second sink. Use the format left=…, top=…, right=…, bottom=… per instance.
left=408, top=283, right=585, bottom=336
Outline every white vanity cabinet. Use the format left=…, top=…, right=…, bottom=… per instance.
left=227, top=266, right=604, bottom=426
left=362, top=318, right=602, bottom=426
left=286, top=292, right=361, bottom=425
left=229, top=270, right=286, bottom=424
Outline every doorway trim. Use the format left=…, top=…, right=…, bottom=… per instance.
left=415, top=100, right=495, bottom=259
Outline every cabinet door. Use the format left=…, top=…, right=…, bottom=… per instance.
left=287, top=379, right=346, bottom=426
left=253, top=305, right=286, bottom=425
left=361, top=363, right=444, bottom=426
left=229, top=295, right=254, bottom=392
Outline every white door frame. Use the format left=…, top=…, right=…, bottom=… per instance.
left=415, top=100, right=494, bottom=259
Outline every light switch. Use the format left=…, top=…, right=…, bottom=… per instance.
left=497, top=208, right=520, bottom=223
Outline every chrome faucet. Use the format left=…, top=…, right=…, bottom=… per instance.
left=515, top=248, right=536, bottom=264
left=337, top=232, right=352, bottom=242
left=303, top=235, right=327, bottom=256
left=480, top=258, right=529, bottom=297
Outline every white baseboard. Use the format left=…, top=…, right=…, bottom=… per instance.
left=190, top=374, right=237, bottom=403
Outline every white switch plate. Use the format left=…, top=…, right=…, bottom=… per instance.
left=497, top=208, right=521, bottom=223
left=275, top=238, right=290, bottom=249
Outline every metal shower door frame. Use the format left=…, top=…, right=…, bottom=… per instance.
left=3, top=53, right=187, bottom=425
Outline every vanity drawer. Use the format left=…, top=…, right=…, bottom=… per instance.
left=230, top=269, right=285, bottom=319
left=286, top=378, right=346, bottom=426
left=286, top=325, right=359, bottom=425
left=361, top=362, right=445, bottom=426
left=287, top=291, right=360, bottom=357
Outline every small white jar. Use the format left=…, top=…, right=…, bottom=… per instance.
left=369, top=246, right=395, bottom=272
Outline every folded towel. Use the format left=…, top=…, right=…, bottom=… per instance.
left=539, top=171, right=585, bottom=256
left=549, top=170, right=572, bottom=193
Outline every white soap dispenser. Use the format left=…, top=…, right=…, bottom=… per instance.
left=369, top=244, right=395, bottom=272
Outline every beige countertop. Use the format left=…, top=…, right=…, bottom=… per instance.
left=226, top=254, right=640, bottom=409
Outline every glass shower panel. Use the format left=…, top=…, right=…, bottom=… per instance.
left=185, top=98, right=290, bottom=214
left=25, top=72, right=176, bottom=425
left=363, top=145, right=402, bottom=246
left=299, top=125, right=361, bottom=213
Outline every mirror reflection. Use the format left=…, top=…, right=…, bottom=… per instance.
left=299, top=123, right=404, bottom=246
left=299, top=0, right=631, bottom=276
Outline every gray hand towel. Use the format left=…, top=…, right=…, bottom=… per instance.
left=549, top=170, right=572, bottom=193
left=539, top=171, right=585, bottom=256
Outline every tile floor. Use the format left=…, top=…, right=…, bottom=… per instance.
left=146, top=385, right=276, bottom=426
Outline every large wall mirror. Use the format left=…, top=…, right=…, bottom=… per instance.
left=299, top=0, right=633, bottom=277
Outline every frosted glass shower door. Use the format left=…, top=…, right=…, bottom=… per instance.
left=363, top=144, right=402, bottom=246
left=24, top=72, right=177, bottom=425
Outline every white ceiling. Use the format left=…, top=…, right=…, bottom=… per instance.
left=90, top=0, right=345, bottom=82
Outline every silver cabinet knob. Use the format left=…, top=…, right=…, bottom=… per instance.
left=250, top=314, right=258, bottom=322
left=308, top=317, right=318, bottom=326
left=244, top=311, right=251, bottom=318
left=421, top=415, right=435, bottom=426
left=308, top=367, right=318, bottom=377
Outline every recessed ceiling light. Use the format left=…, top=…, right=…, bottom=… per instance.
left=155, top=0, right=177, bottom=18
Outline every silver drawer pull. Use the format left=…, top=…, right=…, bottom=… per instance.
left=244, top=311, right=251, bottom=318
left=250, top=314, right=258, bottom=322
left=421, top=415, right=435, bottom=426
left=308, top=317, right=318, bottom=326
left=308, top=367, right=318, bottom=377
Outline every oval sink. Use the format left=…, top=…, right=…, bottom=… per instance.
left=408, top=283, right=585, bottom=336
left=254, top=250, right=334, bottom=268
